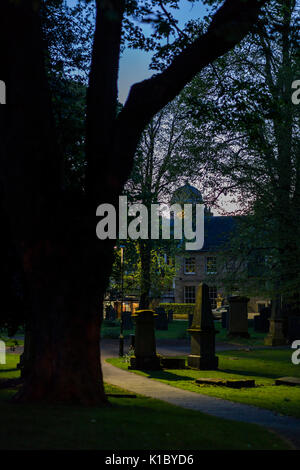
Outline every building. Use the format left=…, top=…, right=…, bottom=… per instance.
left=165, top=184, right=268, bottom=313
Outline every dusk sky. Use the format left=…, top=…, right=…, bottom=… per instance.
left=67, top=0, right=209, bottom=103
left=65, top=1, right=236, bottom=214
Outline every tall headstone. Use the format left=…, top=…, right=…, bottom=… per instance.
left=228, top=296, right=250, bottom=338
left=254, top=306, right=271, bottom=333
left=187, top=283, right=218, bottom=370
left=167, top=309, right=173, bottom=322
left=221, top=306, right=229, bottom=329
left=130, top=310, right=161, bottom=370
left=105, top=305, right=117, bottom=322
left=287, top=316, right=300, bottom=343
left=155, top=307, right=168, bottom=330
left=264, top=297, right=287, bottom=346
left=122, top=311, right=133, bottom=330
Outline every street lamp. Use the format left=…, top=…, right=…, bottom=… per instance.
left=119, top=245, right=125, bottom=357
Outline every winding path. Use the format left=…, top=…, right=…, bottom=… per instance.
left=101, top=339, right=300, bottom=449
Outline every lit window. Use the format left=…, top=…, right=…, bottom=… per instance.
left=206, top=256, right=217, bottom=274
left=184, top=257, right=196, bottom=274
left=184, top=286, right=196, bottom=303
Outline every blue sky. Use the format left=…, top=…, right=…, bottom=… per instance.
left=117, top=1, right=208, bottom=102
left=65, top=1, right=236, bottom=214
left=66, top=0, right=208, bottom=102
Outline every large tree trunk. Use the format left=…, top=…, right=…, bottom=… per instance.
left=0, top=1, right=114, bottom=404
left=14, top=204, right=112, bottom=404
left=4, top=213, right=112, bottom=404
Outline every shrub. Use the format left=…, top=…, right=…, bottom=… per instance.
left=159, top=303, right=195, bottom=319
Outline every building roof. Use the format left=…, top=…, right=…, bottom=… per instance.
left=199, top=215, right=236, bottom=252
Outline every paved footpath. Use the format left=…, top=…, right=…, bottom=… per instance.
left=101, top=340, right=300, bottom=449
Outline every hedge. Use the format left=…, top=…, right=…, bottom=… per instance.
left=159, top=303, right=195, bottom=316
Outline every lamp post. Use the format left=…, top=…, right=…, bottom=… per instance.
left=119, top=245, right=125, bottom=357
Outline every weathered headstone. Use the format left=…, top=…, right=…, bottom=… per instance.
left=275, top=377, right=300, bottom=386
left=265, top=297, right=287, bottom=346
left=155, top=307, right=168, bottom=330
left=221, top=307, right=229, bottom=329
left=227, top=296, right=250, bottom=338
left=167, top=309, right=173, bottom=322
left=105, top=305, right=117, bottom=322
left=187, top=283, right=218, bottom=370
left=287, top=316, right=300, bottom=343
left=254, top=306, right=271, bottom=333
left=130, top=310, right=161, bottom=370
left=122, top=311, right=133, bottom=330
left=195, top=377, right=255, bottom=388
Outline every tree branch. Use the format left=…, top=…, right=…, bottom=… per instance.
left=111, top=0, right=269, bottom=193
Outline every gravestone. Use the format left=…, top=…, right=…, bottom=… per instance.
left=122, top=312, right=133, bottom=330
left=105, top=305, right=117, bottom=322
left=287, top=316, right=300, bottom=343
left=275, top=377, right=300, bottom=386
left=254, top=306, right=271, bottom=333
left=130, top=310, right=161, bottom=370
left=155, top=307, right=168, bottom=330
left=187, top=283, right=218, bottom=370
left=221, top=307, right=229, bottom=329
left=264, top=297, right=286, bottom=346
left=227, top=296, right=250, bottom=338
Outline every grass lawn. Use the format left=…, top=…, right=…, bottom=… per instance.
left=215, top=322, right=266, bottom=346
left=0, top=354, right=290, bottom=450
left=101, top=319, right=190, bottom=340
left=108, top=349, right=300, bottom=419
left=0, top=337, right=24, bottom=348
left=101, top=319, right=267, bottom=345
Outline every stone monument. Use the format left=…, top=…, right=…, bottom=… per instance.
left=227, top=296, right=250, bottom=338
left=130, top=310, right=161, bottom=370
left=187, top=283, right=218, bottom=370
left=264, top=297, right=287, bottom=346
left=155, top=307, right=168, bottom=330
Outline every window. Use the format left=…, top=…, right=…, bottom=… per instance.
left=208, top=286, right=217, bottom=309
left=206, top=256, right=217, bottom=274
left=184, top=286, right=196, bottom=303
left=184, top=257, right=196, bottom=274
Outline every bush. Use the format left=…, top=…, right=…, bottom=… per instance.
left=159, top=303, right=195, bottom=319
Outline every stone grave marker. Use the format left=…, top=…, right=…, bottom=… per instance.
left=121, top=311, right=133, bottom=330
left=187, top=283, right=218, bottom=370
left=155, top=307, right=168, bottom=330
left=130, top=310, right=161, bottom=370
left=287, top=316, right=300, bottom=343
left=254, top=306, right=271, bottom=333
left=167, top=309, right=173, bottom=322
left=227, top=296, right=250, bottom=338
